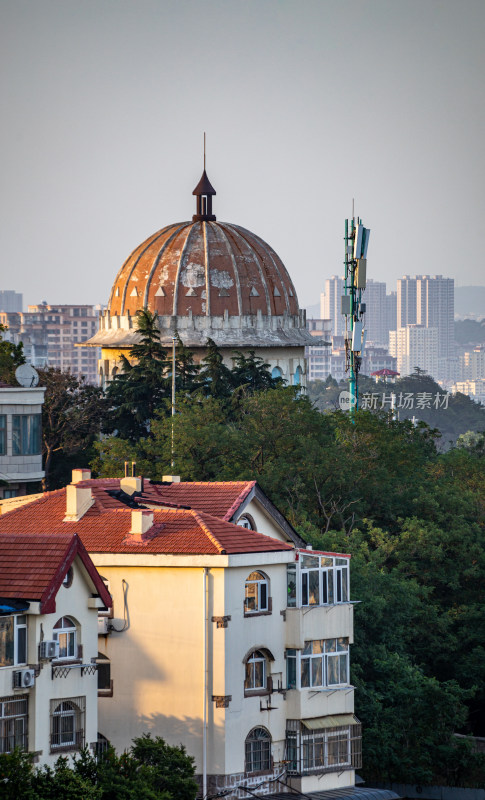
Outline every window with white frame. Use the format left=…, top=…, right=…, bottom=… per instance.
left=50, top=696, right=85, bottom=752
left=286, top=638, right=349, bottom=690
left=244, top=571, right=269, bottom=614
left=0, top=695, right=28, bottom=753
left=286, top=553, right=349, bottom=608
left=245, top=727, right=272, bottom=772
left=244, top=650, right=267, bottom=693
left=52, top=617, right=77, bottom=659
left=12, top=414, right=41, bottom=456
left=0, top=615, right=27, bottom=667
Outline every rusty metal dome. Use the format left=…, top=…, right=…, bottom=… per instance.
left=108, top=219, right=299, bottom=319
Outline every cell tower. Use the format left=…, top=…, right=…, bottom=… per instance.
left=342, top=213, right=370, bottom=415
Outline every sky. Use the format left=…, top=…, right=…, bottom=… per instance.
left=1, top=0, right=484, bottom=310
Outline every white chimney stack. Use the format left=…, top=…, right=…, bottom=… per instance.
left=130, top=510, right=154, bottom=535
left=72, top=469, right=91, bottom=484
left=120, top=477, right=142, bottom=495
left=64, top=484, right=94, bottom=522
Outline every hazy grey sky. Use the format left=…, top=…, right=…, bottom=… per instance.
left=1, top=0, right=484, bottom=309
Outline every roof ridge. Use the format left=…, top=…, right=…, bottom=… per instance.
left=190, top=510, right=226, bottom=555
left=223, top=480, right=256, bottom=521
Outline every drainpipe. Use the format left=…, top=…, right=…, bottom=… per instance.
left=203, top=567, right=209, bottom=799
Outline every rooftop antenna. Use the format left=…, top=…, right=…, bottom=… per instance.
left=203, top=131, right=206, bottom=171
left=342, top=206, right=370, bottom=419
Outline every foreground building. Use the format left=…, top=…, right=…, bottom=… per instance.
left=0, top=530, right=111, bottom=764
left=0, top=471, right=370, bottom=798
left=86, top=172, right=315, bottom=388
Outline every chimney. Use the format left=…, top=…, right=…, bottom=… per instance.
left=162, top=475, right=181, bottom=483
left=72, top=469, right=91, bottom=484
left=64, top=484, right=93, bottom=522
left=120, top=476, right=142, bottom=496
left=130, top=510, right=154, bottom=536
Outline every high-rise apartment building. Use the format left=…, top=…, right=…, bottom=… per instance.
left=0, top=304, right=101, bottom=384
left=0, top=291, right=22, bottom=313
left=396, top=275, right=454, bottom=359
left=362, top=279, right=387, bottom=346
left=385, top=291, right=397, bottom=343
left=389, top=325, right=438, bottom=377
left=320, top=276, right=345, bottom=337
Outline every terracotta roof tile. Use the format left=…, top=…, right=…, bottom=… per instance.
left=0, top=481, right=293, bottom=557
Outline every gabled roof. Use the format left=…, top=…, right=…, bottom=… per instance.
left=0, top=485, right=294, bottom=557
left=0, top=533, right=112, bottom=613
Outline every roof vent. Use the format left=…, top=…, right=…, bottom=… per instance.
left=64, top=484, right=94, bottom=522
left=130, top=510, right=154, bottom=535
left=71, top=469, right=91, bottom=484
left=162, top=475, right=181, bottom=483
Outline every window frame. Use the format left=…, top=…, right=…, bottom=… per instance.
left=0, top=695, right=28, bottom=754
left=0, top=415, right=6, bottom=455
left=285, top=720, right=361, bottom=776
left=11, top=414, right=41, bottom=456
left=244, top=571, right=270, bottom=616
left=286, top=638, right=349, bottom=690
left=50, top=696, right=85, bottom=753
left=288, top=553, right=350, bottom=609
left=52, top=616, right=77, bottom=660
left=245, top=650, right=267, bottom=693
left=0, top=615, right=27, bottom=668
left=245, top=726, right=272, bottom=774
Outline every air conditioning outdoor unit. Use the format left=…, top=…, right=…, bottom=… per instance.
left=13, top=669, right=35, bottom=689
left=40, top=640, right=59, bottom=659
left=98, top=617, right=110, bottom=635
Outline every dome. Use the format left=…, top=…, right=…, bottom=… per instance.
left=108, top=220, right=300, bottom=320
left=89, top=170, right=316, bottom=385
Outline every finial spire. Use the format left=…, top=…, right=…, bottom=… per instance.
left=192, top=136, right=216, bottom=221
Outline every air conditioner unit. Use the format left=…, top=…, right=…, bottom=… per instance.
left=40, top=640, right=59, bottom=660
left=13, top=669, right=35, bottom=689
left=98, top=617, right=110, bottom=635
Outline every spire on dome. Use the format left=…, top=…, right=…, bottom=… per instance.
left=192, top=132, right=216, bottom=221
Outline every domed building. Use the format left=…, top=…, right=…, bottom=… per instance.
left=88, top=170, right=315, bottom=386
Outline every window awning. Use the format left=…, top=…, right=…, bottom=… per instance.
left=301, top=714, right=360, bottom=730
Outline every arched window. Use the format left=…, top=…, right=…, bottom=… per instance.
left=244, top=571, right=269, bottom=614
left=245, top=727, right=272, bottom=773
left=237, top=514, right=256, bottom=530
left=53, top=617, right=77, bottom=659
left=271, top=366, right=283, bottom=379
left=245, top=650, right=267, bottom=692
left=50, top=697, right=85, bottom=751
left=293, top=365, right=302, bottom=385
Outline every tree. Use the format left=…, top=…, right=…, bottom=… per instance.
left=38, top=367, right=106, bottom=490
left=198, top=338, right=234, bottom=399
left=231, top=350, right=282, bottom=392
left=0, top=323, right=25, bottom=384
left=105, top=309, right=170, bottom=440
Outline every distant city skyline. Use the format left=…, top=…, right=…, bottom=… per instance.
left=1, top=1, right=485, bottom=309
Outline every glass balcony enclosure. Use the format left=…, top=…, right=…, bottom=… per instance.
left=287, top=552, right=350, bottom=609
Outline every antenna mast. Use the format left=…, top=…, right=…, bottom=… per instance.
left=171, top=336, right=176, bottom=469
left=342, top=209, right=370, bottom=418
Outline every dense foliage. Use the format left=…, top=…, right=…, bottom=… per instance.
left=0, top=323, right=25, bottom=384
left=0, top=734, right=198, bottom=800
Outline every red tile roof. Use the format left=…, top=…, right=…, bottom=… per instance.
left=0, top=533, right=112, bottom=612
left=0, top=482, right=293, bottom=557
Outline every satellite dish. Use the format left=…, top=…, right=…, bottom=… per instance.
left=15, top=364, right=39, bottom=388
